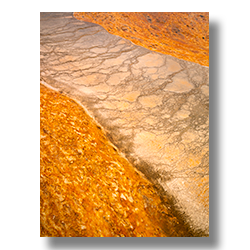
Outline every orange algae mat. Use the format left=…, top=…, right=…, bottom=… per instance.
left=40, top=84, right=194, bottom=237
left=74, top=12, right=209, bottom=67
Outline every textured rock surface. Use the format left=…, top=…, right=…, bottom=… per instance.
left=40, top=84, right=195, bottom=237
left=74, top=12, right=209, bottom=66
left=40, top=12, right=209, bottom=235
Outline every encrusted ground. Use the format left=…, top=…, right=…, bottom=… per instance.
left=40, top=12, right=209, bottom=236
left=74, top=12, right=209, bottom=66
left=40, top=84, right=196, bottom=237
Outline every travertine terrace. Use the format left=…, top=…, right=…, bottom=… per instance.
left=40, top=12, right=209, bottom=236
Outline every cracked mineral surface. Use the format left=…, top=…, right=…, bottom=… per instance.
left=40, top=12, right=209, bottom=236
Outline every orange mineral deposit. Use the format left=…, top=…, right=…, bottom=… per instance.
left=74, top=12, right=209, bottom=66
left=40, top=84, right=195, bottom=237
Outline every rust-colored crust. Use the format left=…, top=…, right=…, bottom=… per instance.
left=40, top=84, right=194, bottom=237
left=73, top=12, right=209, bottom=66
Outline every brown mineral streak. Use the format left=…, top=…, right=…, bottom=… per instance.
left=40, top=84, right=194, bottom=237
left=73, top=12, right=209, bottom=66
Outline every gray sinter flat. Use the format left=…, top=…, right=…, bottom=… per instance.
left=40, top=12, right=209, bottom=235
